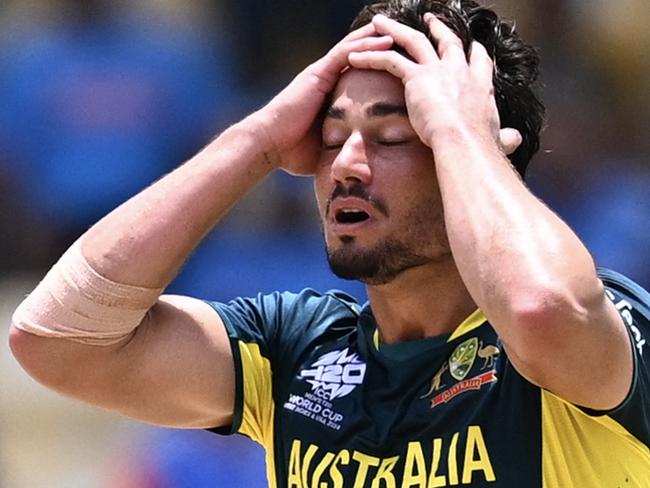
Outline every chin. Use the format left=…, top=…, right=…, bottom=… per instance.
left=325, top=237, right=432, bottom=285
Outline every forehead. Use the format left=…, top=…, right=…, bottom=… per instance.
left=329, top=69, right=405, bottom=109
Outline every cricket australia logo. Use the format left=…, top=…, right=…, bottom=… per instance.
left=421, top=337, right=500, bottom=409
left=449, top=337, right=479, bottom=380
left=299, top=348, right=367, bottom=400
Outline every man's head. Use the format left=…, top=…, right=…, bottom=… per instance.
left=315, top=69, right=449, bottom=285
left=314, top=0, right=544, bottom=286
left=352, top=0, right=544, bottom=176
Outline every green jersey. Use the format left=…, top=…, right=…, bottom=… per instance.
left=207, top=269, right=650, bottom=487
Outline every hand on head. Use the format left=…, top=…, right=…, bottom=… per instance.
left=249, top=23, right=393, bottom=176
left=252, top=13, right=522, bottom=178
left=348, top=14, right=521, bottom=155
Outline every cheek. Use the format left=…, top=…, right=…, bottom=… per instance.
left=312, top=173, right=330, bottom=217
left=373, top=142, right=434, bottom=174
left=389, top=171, right=442, bottom=222
left=405, top=149, right=439, bottom=195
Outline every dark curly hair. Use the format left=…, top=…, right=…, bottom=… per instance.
left=351, top=0, right=545, bottom=177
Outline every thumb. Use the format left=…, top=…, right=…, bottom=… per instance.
left=498, top=128, right=523, bottom=156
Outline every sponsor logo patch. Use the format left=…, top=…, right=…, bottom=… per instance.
left=299, top=348, right=366, bottom=400
left=283, top=348, right=366, bottom=430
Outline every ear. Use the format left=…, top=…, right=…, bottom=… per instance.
left=498, top=128, right=523, bottom=156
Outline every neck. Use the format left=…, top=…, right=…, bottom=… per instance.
left=366, top=258, right=476, bottom=344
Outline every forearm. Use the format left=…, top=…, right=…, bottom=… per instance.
left=82, top=117, right=274, bottom=288
left=432, top=133, right=602, bottom=331
left=12, top=117, right=274, bottom=345
left=13, top=21, right=387, bottom=341
left=9, top=119, right=266, bottom=420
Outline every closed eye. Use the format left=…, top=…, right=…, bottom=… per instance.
left=378, top=139, right=408, bottom=147
left=322, top=142, right=344, bottom=150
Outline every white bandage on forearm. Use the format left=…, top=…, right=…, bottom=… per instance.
left=12, top=240, right=164, bottom=345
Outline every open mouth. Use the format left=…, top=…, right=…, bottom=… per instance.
left=335, top=209, right=370, bottom=224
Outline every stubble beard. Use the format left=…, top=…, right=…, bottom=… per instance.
left=321, top=182, right=449, bottom=286
left=325, top=207, right=449, bottom=286
left=327, top=236, right=433, bottom=285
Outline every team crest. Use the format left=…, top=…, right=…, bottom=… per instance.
left=449, top=337, right=478, bottom=380
left=422, top=337, right=500, bottom=408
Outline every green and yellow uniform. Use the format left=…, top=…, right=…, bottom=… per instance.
left=208, top=269, right=650, bottom=487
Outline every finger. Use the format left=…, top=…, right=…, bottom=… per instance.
left=312, top=35, right=394, bottom=87
left=338, top=35, right=395, bottom=60
left=469, top=41, right=494, bottom=83
left=499, top=128, right=523, bottom=155
left=320, top=22, right=384, bottom=73
left=423, top=13, right=466, bottom=62
left=342, top=21, right=378, bottom=42
left=348, top=50, right=416, bottom=80
left=372, top=14, right=438, bottom=63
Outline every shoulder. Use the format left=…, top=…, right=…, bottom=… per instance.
left=592, top=271, right=650, bottom=447
left=280, top=288, right=361, bottom=324
left=598, top=268, right=650, bottom=332
left=205, top=288, right=361, bottom=354
left=208, top=288, right=360, bottom=324
left=598, top=268, right=650, bottom=310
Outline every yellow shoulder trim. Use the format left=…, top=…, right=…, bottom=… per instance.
left=237, top=342, right=276, bottom=487
left=447, top=309, right=486, bottom=342
left=542, top=390, right=650, bottom=487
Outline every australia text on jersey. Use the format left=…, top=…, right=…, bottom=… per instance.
left=287, top=425, right=495, bottom=487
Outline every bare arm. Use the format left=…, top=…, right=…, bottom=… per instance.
left=9, top=24, right=393, bottom=427
left=10, top=121, right=271, bottom=427
left=349, top=14, right=631, bottom=410
left=11, top=295, right=235, bottom=428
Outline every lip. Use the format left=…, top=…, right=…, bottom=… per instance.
left=328, top=197, right=379, bottom=235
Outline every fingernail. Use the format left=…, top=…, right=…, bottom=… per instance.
left=423, top=12, right=434, bottom=22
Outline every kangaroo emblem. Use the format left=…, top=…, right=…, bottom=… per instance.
left=420, top=362, right=448, bottom=398
left=478, top=341, right=500, bottom=369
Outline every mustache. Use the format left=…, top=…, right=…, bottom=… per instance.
left=326, top=183, right=389, bottom=218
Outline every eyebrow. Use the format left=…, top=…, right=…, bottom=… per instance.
left=325, top=106, right=346, bottom=119
left=324, top=102, right=408, bottom=120
left=367, top=102, right=408, bottom=118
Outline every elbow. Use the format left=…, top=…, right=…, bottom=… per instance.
left=511, top=289, right=586, bottom=328
left=8, top=323, right=73, bottom=392
left=9, top=323, right=33, bottom=368
left=505, top=281, right=598, bottom=359
left=8, top=323, right=44, bottom=387
left=9, top=323, right=47, bottom=382
left=509, top=273, right=604, bottom=329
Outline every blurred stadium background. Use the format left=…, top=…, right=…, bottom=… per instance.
left=1, top=0, right=648, bottom=486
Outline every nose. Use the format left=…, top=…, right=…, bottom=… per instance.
left=330, top=132, right=371, bottom=185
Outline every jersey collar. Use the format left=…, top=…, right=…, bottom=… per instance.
left=361, top=304, right=487, bottom=352
left=447, top=309, right=487, bottom=342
